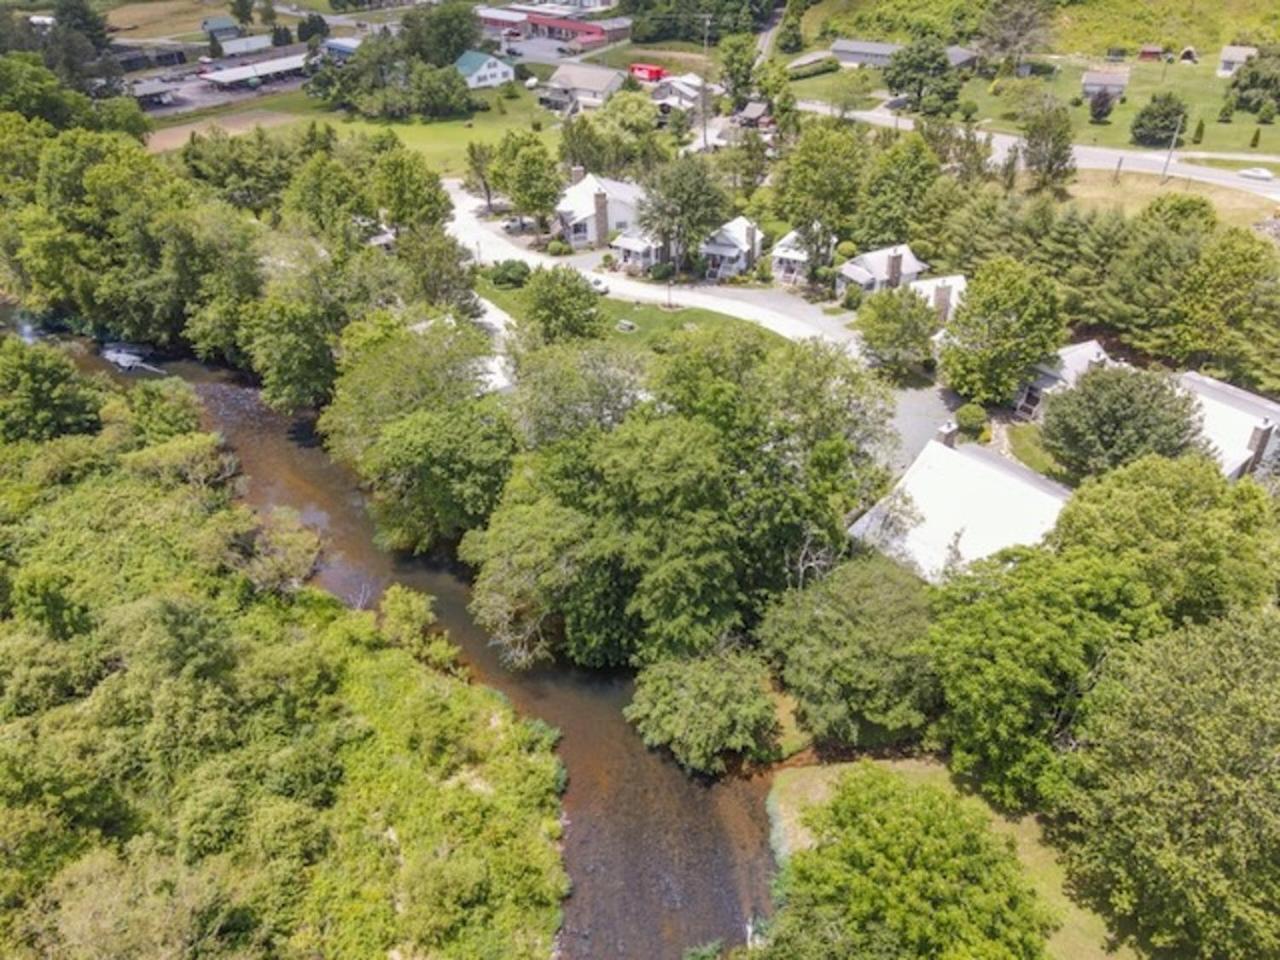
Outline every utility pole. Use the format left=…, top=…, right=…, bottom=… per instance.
left=1161, top=109, right=1184, bottom=183
left=700, top=13, right=711, bottom=151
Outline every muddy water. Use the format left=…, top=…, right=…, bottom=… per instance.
left=25, top=310, right=776, bottom=959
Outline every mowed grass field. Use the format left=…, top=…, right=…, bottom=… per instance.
left=769, top=759, right=1140, bottom=960
left=585, top=40, right=713, bottom=76
left=963, top=58, right=1280, bottom=155
left=147, top=87, right=560, bottom=176
left=106, top=0, right=299, bottom=38
left=1063, top=170, right=1280, bottom=230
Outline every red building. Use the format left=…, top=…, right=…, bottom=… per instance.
left=629, top=62, right=665, bottom=82
left=527, top=13, right=605, bottom=45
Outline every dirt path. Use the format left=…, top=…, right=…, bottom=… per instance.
left=146, top=109, right=298, bottom=152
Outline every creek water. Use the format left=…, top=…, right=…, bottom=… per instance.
left=13, top=306, right=777, bottom=959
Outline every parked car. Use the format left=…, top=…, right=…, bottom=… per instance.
left=503, top=216, right=534, bottom=233
left=506, top=46, right=523, bottom=57
left=1239, top=167, right=1276, bottom=182
left=589, top=277, right=609, bottom=295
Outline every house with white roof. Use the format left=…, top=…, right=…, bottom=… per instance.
left=556, top=172, right=645, bottom=248
left=908, top=274, right=966, bottom=325
left=1179, top=371, right=1280, bottom=478
left=851, top=430, right=1070, bottom=582
left=700, top=216, right=761, bottom=280
left=610, top=228, right=667, bottom=272
left=455, top=50, right=514, bottom=89
left=1218, top=44, right=1258, bottom=77
left=771, top=229, right=827, bottom=285
left=1081, top=67, right=1129, bottom=98
left=652, top=73, right=722, bottom=114
left=220, top=34, right=272, bottom=57
left=1014, top=340, right=1113, bottom=420
left=836, top=244, right=927, bottom=297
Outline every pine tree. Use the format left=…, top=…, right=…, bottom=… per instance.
left=1191, top=117, right=1204, bottom=143
left=1250, top=127, right=1261, bottom=148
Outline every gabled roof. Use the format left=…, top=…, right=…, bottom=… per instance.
left=202, top=15, right=238, bottom=31
left=547, top=62, right=625, bottom=94
left=610, top=228, right=661, bottom=253
left=1029, top=340, right=1111, bottom=393
left=455, top=49, right=507, bottom=76
left=945, top=45, right=978, bottom=66
left=831, top=38, right=899, bottom=57
left=220, top=34, right=272, bottom=55
left=556, top=173, right=645, bottom=222
left=851, top=440, right=1070, bottom=582
left=1180, top=371, right=1280, bottom=476
left=738, top=100, right=768, bottom=120
left=838, top=244, right=927, bottom=284
left=773, top=229, right=809, bottom=261
left=1220, top=44, right=1259, bottom=61
left=1082, top=68, right=1130, bottom=86
left=701, top=216, right=758, bottom=256
left=908, top=274, right=966, bottom=306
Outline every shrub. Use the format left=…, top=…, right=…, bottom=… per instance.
left=490, top=259, right=531, bottom=288
left=835, top=240, right=857, bottom=259
left=954, top=402, right=987, bottom=436
left=1088, top=90, right=1113, bottom=123
left=1131, top=92, right=1188, bottom=146
left=1192, top=117, right=1205, bottom=143
left=546, top=240, right=571, bottom=256
left=649, top=262, right=675, bottom=281
left=624, top=652, right=778, bottom=775
left=499, top=80, right=519, bottom=100
left=1218, top=97, right=1235, bottom=123
left=601, top=253, right=615, bottom=270
left=1251, top=127, right=1261, bottom=147
left=1261, top=100, right=1278, bottom=124
left=841, top=285, right=862, bottom=310
left=787, top=56, right=839, bottom=80
left=530, top=118, right=542, bottom=131
left=958, top=98, right=978, bottom=121
left=1069, top=94, right=1083, bottom=107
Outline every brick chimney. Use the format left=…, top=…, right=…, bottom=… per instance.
left=1245, top=418, right=1275, bottom=474
left=571, top=165, right=586, bottom=184
left=933, top=283, right=952, bottom=323
left=593, top=190, right=609, bottom=249
left=887, top=250, right=903, bottom=288
left=745, top=222, right=757, bottom=266
left=936, top=420, right=959, bottom=448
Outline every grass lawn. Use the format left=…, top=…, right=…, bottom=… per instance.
left=1005, top=422, right=1066, bottom=481
left=964, top=58, right=1280, bottom=155
left=149, top=87, right=559, bottom=176
left=769, top=759, right=1138, bottom=960
left=585, top=41, right=712, bottom=75
left=1063, top=170, right=1278, bottom=230
left=787, top=67, right=881, bottom=106
left=475, top=275, right=759, bottom=350
left=107, top=0, right=227, bottom=38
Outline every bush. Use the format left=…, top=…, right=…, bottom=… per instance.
left=546, top=240, right=571, bottom=256
left=835, top=240, right=857, bottom=259
left=954, top=401, right=987, bottom=436
left=841, top=285, right=862, bottom=310
left=786, top=56, right=839, bottom=80
left=958, top=98, right=978, bottom=121
left=1219, top=97, right=1236, bottom=123
left=1261, top=100, right=1277, bottom=124
left=499, top=80, right=519, bottom=100
left=623, top=652, right=778, bottom=775
left=649, top=262, right=675, bottom=281
left=490, top=259, right=531, bottom=288
left=530, top=118, right=542, bottom=132
left=1069, top=95, right=1083, bottom=107
left=1192, top=117, right=1205, bottom=143
left=1131, top=92, right=1188, bottom=146
left=1251, top=127, right=1261, bottom=147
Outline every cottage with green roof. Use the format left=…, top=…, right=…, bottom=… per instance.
left=455, top=50, right=514, bottom=90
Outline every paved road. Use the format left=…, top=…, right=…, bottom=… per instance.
left=444, top=180, right=859, bottom=347
left=801, top=101, right=1280, bottom=203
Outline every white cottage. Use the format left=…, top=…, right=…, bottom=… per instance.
left=555, top=172, right=645, bottom=248
left=700, top=216, right=761, bottom=280
left=836, top=244, right=927, bottom=297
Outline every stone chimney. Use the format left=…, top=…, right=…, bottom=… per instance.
left=887, top=250, right=903, bottom=288
left=1246, top=417, right=1275, bottom=474
left=593, top=190, right=609, bottom=249
left=571, top=165, right=586, bottom=184
left=936, top=420, right=959, bottom=448
left=933, top=283, right=952, bottom=323
left=745, top=222, right=757, bottom=266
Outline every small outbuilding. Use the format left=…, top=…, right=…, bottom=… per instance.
left=201, top=15, right=242, bottom=41
left=1081, top=67, right=1129, bottom=97
left=1218, top=44, right=1258, bottom=77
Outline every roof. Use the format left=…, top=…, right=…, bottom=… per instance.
left=456, top=49, right=508, bottom=76
left=593, top=16, right=632, bottom=29
left=324, top=37, right=363, bottom=52
left=739, top=100, right=768, bottom=120
left=1082, top=68, right=1130, bottom=86
left=851, top=440, right=1070, bottom=582
left=475, top=5, right=528, bottom=21
left=131, top=79, right=170, bottom=97
left=548, top=62, right=625, bottom=94
left=202, top=15, right=238, bottom=31
left=839, top=244, right=927, bottom=284
left=1220, top=44, right=1259, bottom=61
left=1179, top=371, right=1280, bottom=476
left=556, top=173, right=645, bottom=222
left=220, top=34, right=272, bottom=55
left=1140, top=43, right=1164, bottom=52
left=610, top=228, right=660, bottom=253
left=1030, top=340, right=1111, bottom=393
left=701, top=216, right=758, bottom=256
left=528, top=13, right=604, bottom=33
left=203, top=53, right=307, bottom=85
left=908, top=274, right=967, bottom=307
left=831, top=38, right=900, bottom=57
left=946, top=45, right=978, bottom=66
left=773, top=229, right=809, bottom=262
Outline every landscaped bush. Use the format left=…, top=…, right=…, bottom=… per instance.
left=546, top=239, right=571, bottom=256
left=649, top=262, right=675, bottom=281
left=841, top=285, right=863, bottom=310
left=836, top=240, right=857, bottom=259
left=787, top=56, right=840, bottom=81
left=954, top=401, right=987, bottom=436
left=490, top=259, right=532, bottom=288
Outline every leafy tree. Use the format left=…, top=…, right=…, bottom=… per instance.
left=1022, top=97, right=1076, bottom=191
left=718, top=33, right=757, bottom=108
left=857, top=132, right=941, bottom=247
left=508, top=340, right=645, bottom=447
left=758, top=555, right=933, bottom=747
left=774, top=123, right=866, bottom=277
left=1088, top=89, right=1113, bottom=123
left=764, top=762, right=1054, bottom=958
left=976, top=0, right=1052, bottom=69
left=400, top=0, right=480, bottom=68
left=1050, top=454, right=1279, bottom=624
left=282, top=151, right=376, bottom=249
left=776, top=12, right=802, bottom=54
left=126, top=379, right=202, bottom=445
left=1130, top=91, right=1188, bottom=146
left=228, top=0, right=254, bottom=27
left=371, top=146, right=450, bottom=234
left=407, top=61, right=472, bottom=119
left=883, top=36, right=960, bottom=112
left=52, top=0, right=107, bottom=51
left=297, top=12, right=329, bottom=41
left=239, top=295, right=340, bottom=413
left=930, top=547, right=1163, bottom=808
left=557, top=114, right=609, bottom=174
left=500, top=142, right=561, bottom=231
left=518, top=266, right=605, bottom=348
left=623, top=651, right=778, bottom=774
left=0, top=339, right=100, bottom=442
left=1040, top=366, right=1205, bottom=481
left=464, top=140, right=496, bottom=212
left=939, top=256, right=1064, bottom=404
left=853, top=285, right=940, bottom=376
left=638, top=155, right=729, bottom=271
left=1055, top=610, right=1280, bottom=960
left=715, top=127, right=769, bottom=197
left=362, top=396, right=519, bottom=553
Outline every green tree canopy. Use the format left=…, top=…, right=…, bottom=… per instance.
left=638, top=154, right=729, bottom=271
left=883, top=36, right=961, bottom=113
left=518, top=266, right=605, bottom=349
left=0, top=338, right=101, bottom=442
left=853, top=284, right=941, bottom=376
left=1130, top=91, right=1188, bottom=146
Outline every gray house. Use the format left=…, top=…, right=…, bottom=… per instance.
left=201, top=15, right=242, bottom=41
left=1218, top=44, right=1258, bottom=76
left=831, top=39, right=977, bottom=69
left=836, top=244, right=926, bottom=297
left=1081, top=68, right=1129, bottom=98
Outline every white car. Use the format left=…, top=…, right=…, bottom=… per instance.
left=589, top=277, right=609, bottom=295
left=1238, top=167, right=1276, bottom=182
left=502, top=216, right=533, bottom=233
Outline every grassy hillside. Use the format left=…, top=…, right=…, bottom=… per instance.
left=797, top=0, right=1280, bottom=56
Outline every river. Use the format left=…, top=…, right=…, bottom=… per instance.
left=12, top=307, right=777, bottom=959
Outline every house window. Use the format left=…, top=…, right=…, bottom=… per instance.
left=571, top=222, right=588, bottom=238
left=615, top=220, right=628, bottom=230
